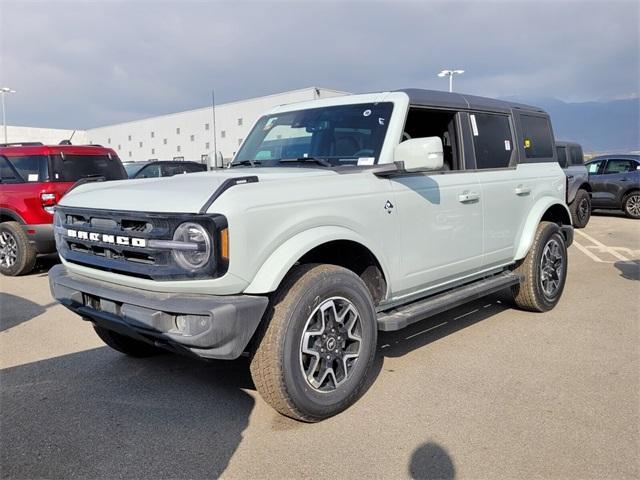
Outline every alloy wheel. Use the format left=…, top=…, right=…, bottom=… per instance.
left=299, top=297, right=362, bottom=393
left=0, top=231, right=18, bottom=268
left=626, top=194, right=640, bottom=217
left=539, top=237, right=564, bottom=299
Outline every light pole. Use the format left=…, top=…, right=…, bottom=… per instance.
left=1, top=87, right=17, bottom=144
left=437, top=70, right=464, bottom=92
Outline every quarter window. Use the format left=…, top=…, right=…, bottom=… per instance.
left=470, top=113, right=513, bottom=169
left=520, top=115, right=553, bottom=159
left=569, top=146, right=583, bottom=165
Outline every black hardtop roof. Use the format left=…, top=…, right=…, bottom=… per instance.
left=395, top=88, right=546, bottom=114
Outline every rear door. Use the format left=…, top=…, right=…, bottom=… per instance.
left=468, top=111, right=535, bottom=268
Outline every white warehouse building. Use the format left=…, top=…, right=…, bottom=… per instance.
left=4, top=87, right=349, bottom=167
left=86, top=87, right=348, bottom=166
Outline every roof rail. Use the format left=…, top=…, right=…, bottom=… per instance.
left=0, top=142, right=44, bottom=147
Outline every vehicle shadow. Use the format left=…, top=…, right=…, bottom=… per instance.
left=363, top=290, right=511, bottom=391
left=0, top=292, right=56, bottom=332
left=1, top=349, right=255, bottom=479
left=409, top=441, right=456, bottom=480
left=32, top=253, right=61, bottom=276
left=591, top=209, right=628, bottom=219
left=614, top=259, right=640, bottom=281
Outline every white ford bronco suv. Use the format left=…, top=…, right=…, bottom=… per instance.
left=49, top=89, right=573, bottom=421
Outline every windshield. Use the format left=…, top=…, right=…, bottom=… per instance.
left=233, top=102, right=394, bottom=167
left=124, top=162, right=149, bottom=178
left=50, top=153, right=127, bottom=181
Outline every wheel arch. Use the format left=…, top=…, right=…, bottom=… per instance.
left=0, top=208, right=25, bottom=224
left=243, top=226, right=390, bottom=305
left=514, top=198, right=572, bottom=261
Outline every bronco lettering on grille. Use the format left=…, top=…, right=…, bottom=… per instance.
left=67, top=229, right=147, bottom=247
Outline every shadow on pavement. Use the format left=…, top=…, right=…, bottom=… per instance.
left=0, top=293, right=56, bottom=332
left=409, top=442, right=455, bottom=480
left=1, top=348, right=254, bottom=479
left=32, top=253, right=61, bottom=276
left=614, top=259, right=640, bottom=281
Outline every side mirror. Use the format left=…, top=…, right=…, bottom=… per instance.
left=394, top=136, right=444, bottom=171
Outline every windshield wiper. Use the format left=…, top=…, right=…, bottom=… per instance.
left=230, top=160, right=261, bottom=167
left=279, top=157, right=332, bottom=167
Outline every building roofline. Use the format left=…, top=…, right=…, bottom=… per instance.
left=87, top=86, right=351, bottom=131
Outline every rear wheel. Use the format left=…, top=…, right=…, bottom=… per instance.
left=622, top=191, right=640, bottom=219
left=93, top=325, right=164, bottom=357
left=512, top=221, right=568, bottom=312
left=0, top=222, right=37, bottom=276
left=250, top=264, right=377, bottom=422
left=569, top=189, right=591, bottom=228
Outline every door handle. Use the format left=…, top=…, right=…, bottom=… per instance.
left=458, top=191, right=480, bottom=203
left=620, top=178, right=629, bottom=182
left=515, top=185, right=531, bottom=196
left=566, top=175, right=574, bottom=180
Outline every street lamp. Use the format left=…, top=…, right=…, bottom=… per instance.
left=437, top=70, right=464, bottom=93
left=1, top=87, right=17, bottom=144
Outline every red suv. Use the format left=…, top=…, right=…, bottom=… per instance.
left=0, top=143, right=127, bottom=275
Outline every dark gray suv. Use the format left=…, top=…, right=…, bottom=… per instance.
left=586, top=154, right=640, bottom=219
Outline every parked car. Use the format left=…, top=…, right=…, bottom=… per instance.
left=555, top=141, right=591, bottom=228
left=49, top=89, right=573, bottom=421
left=586, top=154, right=640, bottom=218
left=0, top=143, right=127, bottom=275
left=124, top=161, right=207, bottom=179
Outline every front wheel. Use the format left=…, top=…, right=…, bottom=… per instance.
left=250, top=264, right=377, bottom=422
left=512, top=221, right=568, bottom=312
left=622, top=191, right=640, bottom=219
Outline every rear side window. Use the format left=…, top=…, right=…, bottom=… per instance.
left=520, top=115, right=554, bottom=159
left=556, top=146, right=568, bottom=168
left=470, top=113, right=513, bottom=169
left=1, top=155, right=48, bottom=182
left=569, top=146, right=583, bottom=165
left=135, top=163, right=161, bottom=178
left=604, top=159, right=637, bottom=174
left=50, top=154, right=126, bottom=182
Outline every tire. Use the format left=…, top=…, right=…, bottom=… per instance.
left=250, top=264, right=377, bottom=422
left=622, top=191, right=640, bottom=219
left=0, top=221, right=37, bottom=276
left=93, top=325, right=164, bottom=357
left=569, top=189, right=591, bottom=228
left=512, top=221, right=568, bottom=312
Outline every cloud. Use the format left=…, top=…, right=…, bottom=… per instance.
left=1, top=0, right=638, bottom=129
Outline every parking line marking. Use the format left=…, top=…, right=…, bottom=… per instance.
left=575, top=230, right=629, bottom=261
left=573, top=239, right=609, bottom=263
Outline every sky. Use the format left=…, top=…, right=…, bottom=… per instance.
left=0, top=0, right=638, bottom=129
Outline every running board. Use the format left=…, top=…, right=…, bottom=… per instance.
left=377, top=271, right=522, bottom=332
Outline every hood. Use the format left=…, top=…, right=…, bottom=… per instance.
left=59, top=167, right=336, bottom=213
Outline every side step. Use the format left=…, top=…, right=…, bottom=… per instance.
left=377, top=271, right=522, bottom=332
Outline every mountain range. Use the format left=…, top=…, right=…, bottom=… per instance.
left=502, top=96, right=639, bottom=154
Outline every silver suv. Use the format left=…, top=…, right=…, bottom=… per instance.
left=49, top=89, right=573, bottom=421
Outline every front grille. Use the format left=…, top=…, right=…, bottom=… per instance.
left=55, top=206, right=226, bottom=280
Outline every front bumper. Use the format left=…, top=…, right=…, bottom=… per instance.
left=48, top=264, right=269, bottom=360
left=22, top=223, right=55, bottom=254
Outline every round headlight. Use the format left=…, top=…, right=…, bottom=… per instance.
left=172, top=222, right=212, bottom=270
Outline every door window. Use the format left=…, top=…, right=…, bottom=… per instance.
left=556, top=146, right=568, bottom=168
left=402, top=108, right=460, bottom=170
left=587, top=160, right=604, bottom=174
left=470, top=113, right=513, bottom=169
left=604, top=159, right=637, bottom=174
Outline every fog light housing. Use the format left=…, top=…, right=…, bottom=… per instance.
left=174, top=314, right=211, bottom=337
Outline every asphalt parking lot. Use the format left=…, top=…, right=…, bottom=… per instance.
left=1, top=213, right=638, bottom=480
